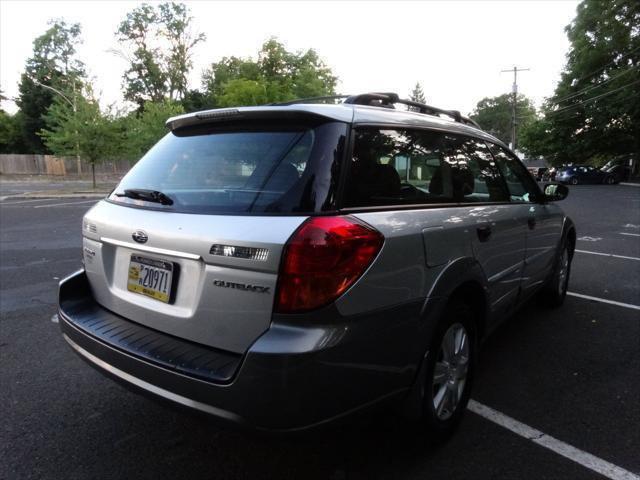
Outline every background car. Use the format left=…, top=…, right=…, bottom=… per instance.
left=555, top=165, right=618, bottom=185
left=601, top=158, right=632, bottom=182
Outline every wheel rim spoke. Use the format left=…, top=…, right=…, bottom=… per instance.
left=434, top=384, right=448, bottom=416
left=442, top=329, right=455, bottom=361
left=433, top=362, right=448, bottom=386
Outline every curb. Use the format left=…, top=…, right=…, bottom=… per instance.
left=619, top=182, right=640, bottom=188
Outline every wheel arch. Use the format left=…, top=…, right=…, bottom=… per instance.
left=425, top=257, right=490, bottom=341
left=401, top=258, right=488, bottom=421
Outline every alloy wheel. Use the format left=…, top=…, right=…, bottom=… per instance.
left=432, top=323, right=470, bottom=420
left=557, top=247, right=569, bottom=296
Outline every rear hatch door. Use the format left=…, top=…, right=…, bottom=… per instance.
left=82, top=116, right=348, bottom=353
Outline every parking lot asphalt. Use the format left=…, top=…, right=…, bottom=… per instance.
left=1, top=186, right=639, bottom=480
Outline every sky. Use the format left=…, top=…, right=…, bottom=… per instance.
left=0, top=0, right=580, bottom=115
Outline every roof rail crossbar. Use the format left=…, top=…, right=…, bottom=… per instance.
left=271, top=95, right=350, bottom=106
left=344, top=92, right=399, bottom=107
left=344, top=92, right=478, bottom=128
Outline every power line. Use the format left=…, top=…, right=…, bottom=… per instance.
left=572, top=44, right=640, bottom=84
left=500, top=66, right=529, bottom=150
left=545, top=78, right=640, bottom=117
left=550, top=66, right=638, bottom=106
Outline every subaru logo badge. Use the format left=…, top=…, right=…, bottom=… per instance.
left=132, top=230, right=148, bottom=244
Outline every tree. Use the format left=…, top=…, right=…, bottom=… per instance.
left=115, top=2, right=205, bottom=107
left=409, top=82, right=426, bottom=104
left=202, top=38, right=337, bottom=106
left=523, top=0, right=640, bottom=168
left=121, top=100, right=184, bottom=161
left=16, top=19, right=85, bottom=153
left=216, top=79, right=269, bottom=107
left=40, top=88, right=120, bottom=188
left=181, top=89, right=214, bottom=113
left=470, top=94, right=537, bottom=147
left=0, top=90, right=25, bottom=153
left=0, top=111, right=27, bottom=154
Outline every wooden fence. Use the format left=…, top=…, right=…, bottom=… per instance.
left=0, top=154, right=131, bottom=176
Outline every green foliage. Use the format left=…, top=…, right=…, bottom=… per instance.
left=40, top=88, right=122, bottom=187
left=121, top=100, right=184, bottom=161
left=470, top=94, right=537, bottom=147
left=40, top=89, right=119, bottom=165
left=202, top=38, right=337, bottom=106
left=409, top=82, right=426, bottom=104
left=16, top=19, right=85, bottom=153
left=115, top=2, right=205, bottom=107
left=217, top=79, right=269, bottom=108
left=522, top=0, right=640, bottom=167
left=180, top=89, right=215, bottom=113
left=0, top=111, right=27, bottom=153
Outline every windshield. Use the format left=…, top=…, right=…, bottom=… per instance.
left=109, top=121, right=347, bottom=214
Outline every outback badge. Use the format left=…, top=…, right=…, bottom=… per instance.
left=213, top=279, right=270, bottom=293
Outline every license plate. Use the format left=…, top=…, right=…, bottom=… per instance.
left=127, top=255, right=174, bottom=303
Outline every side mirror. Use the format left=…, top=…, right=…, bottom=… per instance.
left=543, top=183, right=569, bottom=201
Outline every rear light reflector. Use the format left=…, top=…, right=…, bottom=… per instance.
left=275, top=216, right=384, bottom=313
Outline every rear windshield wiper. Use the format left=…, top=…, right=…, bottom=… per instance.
left=115, top=189, right=174, bottom=205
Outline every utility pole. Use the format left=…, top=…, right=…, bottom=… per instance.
left=500, top=66, right=530, bottom=150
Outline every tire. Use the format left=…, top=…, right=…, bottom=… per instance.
left=605, top=176, right=615, bottom=185
left=570, top=177, right=579, bottom=185
left=543, top=240, right=571, bottom=307
left=415, top=300, right=476, bottom=442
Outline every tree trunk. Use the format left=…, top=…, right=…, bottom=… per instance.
left=92, top=163, right=96, bottom=190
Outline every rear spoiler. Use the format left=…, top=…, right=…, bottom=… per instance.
left=165, top=106, right=353, bottom=131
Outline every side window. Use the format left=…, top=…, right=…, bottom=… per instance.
left=488, top=144, right=540, bottom=203
left=344, top=128, right=456, bottom=207
left=443, top=135, right=510, bottom=203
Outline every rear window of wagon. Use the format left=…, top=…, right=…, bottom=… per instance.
left=109, top=121, right=347, bottom=215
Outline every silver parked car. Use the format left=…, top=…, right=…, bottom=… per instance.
left=58, top=92, right=575, bottom=439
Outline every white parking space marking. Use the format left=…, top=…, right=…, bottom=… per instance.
left=567, top=292, right=640, bottom=311
left=468, top=400, right=640, bottom=480
left=0, top=198, right=62, bottom=206
left=619, top=232, right=640, bottom=237
left=578, top=236, right=602, bottom=242
left=575, top=249, right=640, bottom=262
left=33, top=200, right=99, bottom=208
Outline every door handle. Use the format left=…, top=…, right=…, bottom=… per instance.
left=476, top=225, right=492, bottom=242
left=528, top=217, right=536, bottom=230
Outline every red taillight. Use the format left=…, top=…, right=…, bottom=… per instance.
left=275, top=216, right=384, bottom=313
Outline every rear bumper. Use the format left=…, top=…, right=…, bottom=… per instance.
left=59, top=270, right=433, bottom=432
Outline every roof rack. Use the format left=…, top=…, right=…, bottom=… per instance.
left=344, top=92, right=480, bottom=128
left=275, top=91, right=481, bottom=129
left=272, top=95, right=350, bottom=106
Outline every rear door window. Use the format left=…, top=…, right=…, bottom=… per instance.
left=343, top=128, right=509, bottom=208
left=442, top=135, right=509, bottom=203
left=344, top=128, right=455, bottom=207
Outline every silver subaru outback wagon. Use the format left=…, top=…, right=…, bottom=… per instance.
left=58, top=92, right=575, bottom=438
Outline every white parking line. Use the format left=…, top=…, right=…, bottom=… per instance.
left=33, top=199, right=99, bottom=208
left=468, top=400, right=640, bottom=480
left=567, top=292, right=640, bottom=311
left=620, top=232, right=640, bottom=237
left=575, top=249, right=640, bottom=262
left=0, top=198, right=61, bottom=206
